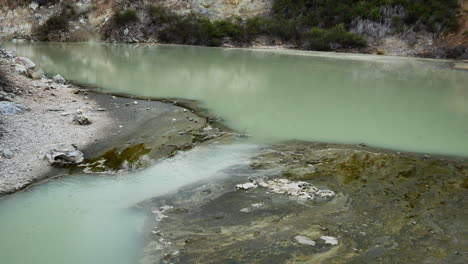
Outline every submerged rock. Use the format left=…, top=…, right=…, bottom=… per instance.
left=0, top=101, right=27, bottom=115
left=52, top=74, right=66, bottom=84
left=72, top=109, right=91, bottom=125
left=44, top=144, right=84, bottom=166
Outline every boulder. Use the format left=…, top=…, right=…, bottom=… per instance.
left=27, top=69, right=42, bottom=80
left=18, top=57, right=36, bottom=69
left=0, top=101, right=27, bottom=115
left=44, top=144, right=84, bottom=166
left=72, top=109, right=91, bottom=125
left=52, top=74, right=66, bottom=84
left=14, top=64, right=28, bottom=75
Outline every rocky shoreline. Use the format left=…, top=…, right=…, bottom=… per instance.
left=0, top=47, right=234, bottom=195
left=141, top=141, right=468, bottom=264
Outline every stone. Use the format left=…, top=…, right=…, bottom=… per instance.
left=0, top=91, right=13, bottom=102
left=72, top=109, right=91, bottom=125
left=320, top=236, right=338, bottom=246
left=27, top=69, right=42, bottom=80
left=44, top=144, right=84, bottom=165
left=237, top=178, right=335, bottom=201
left=0, top=101, right=27, bottom=115
left=0, top=149, right=14, bottom=159
left=235, top=182, right=258, bottom=190
left=18, top=57, right=36, bottom=69
left=52, top=74, right=66, bottom=84
left=29, top=1, right=39, bottom=10
left=123, top=28, right=129, bottom=36
left=295, top=235, right=316, bottom=246
left=14, top=64, right=27, bottom=75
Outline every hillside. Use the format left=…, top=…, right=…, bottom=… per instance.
left=0, top=0, right=466, bottom=58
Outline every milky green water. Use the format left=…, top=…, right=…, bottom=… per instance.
left=4, top=42, right=468, bottom=156
left=1, top=43, right=467, bottom=264
left=0, top=144, right=259, bottom=264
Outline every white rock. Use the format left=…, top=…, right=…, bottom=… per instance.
left=53, top=74, right=66, bottom=84
left=44, top=144, right=84, bottom=166
left=295, top=235, right=316, bottom=246
left=237, top=178, right=335, bottom=201
left=30, top=2, right=39, bottom=10
left=123, top=28, right=129, bottom=36
left=320, top=236, right=339, bottom=246
left=14, top=64, right=27, bottom=75
left=251, top=202, right=264, bottom=208
left=18, top=57, right=36, bottom=69
left=0, top=101, right=27, bottom=115
left=236, top=182, right=258, bottom=190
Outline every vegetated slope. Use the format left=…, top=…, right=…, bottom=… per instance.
left=0, top=0, right=466, bottom=58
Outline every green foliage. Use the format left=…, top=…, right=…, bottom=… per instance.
left=272, top=0, right=461, bottom=32
left=305, top=24, right=367, bottom=51
left=245, top=16, right=298, bottom=40
left=115, top=8, right=138, bottom=26
left=154, top=5, right=366, bottom=49
left=148, top=5, right=174, bottom=24
left=35, top=3, right=77, bottom=40
left=158, top=14, right=244, bottom=46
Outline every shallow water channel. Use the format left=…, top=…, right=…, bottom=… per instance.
left=0, top=144, right=259, bottom=263
left=1, top=43, right=467, bottom=263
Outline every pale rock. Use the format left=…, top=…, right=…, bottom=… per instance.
left=72, top=109, right=91, bottom=125
left=295, top=235, right=316, bottom=246
left=236, top=182, right=258, bottom=190
left=320, top=236, right=339, bottom=246
left=14, top=64, right=27, bottom=75
left=44, top=144, right=84, bottom=166
left=0, top=149, right=14, bottom=159
left=0, top=101, right=27, bottom=115
left=18, top=57, right=36, bottom=69
left=53, top=74, right=66, bottom=84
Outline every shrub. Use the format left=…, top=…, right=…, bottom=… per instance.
left=34, top=2, right=78, bottom=40
left=115, top=8, right=138, bottom=26
left=148, top=5, right=174, bottom=24
left=305, top=24, right=367, bottom=51
left=245, top=16, right=298, bottom=40
left=157, top=10, right=244, bottom=46
left=271, top=0, right=461, bottom=33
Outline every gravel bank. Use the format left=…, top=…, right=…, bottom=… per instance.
left=0, top=51, right=114, bottom=194
left=0, top=47, right=234, bottom=195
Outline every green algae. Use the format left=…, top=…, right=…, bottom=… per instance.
left=83, top=144, right=151, bottom=172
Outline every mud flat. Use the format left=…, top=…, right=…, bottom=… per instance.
left=141, top=141, right=468, bottom=264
